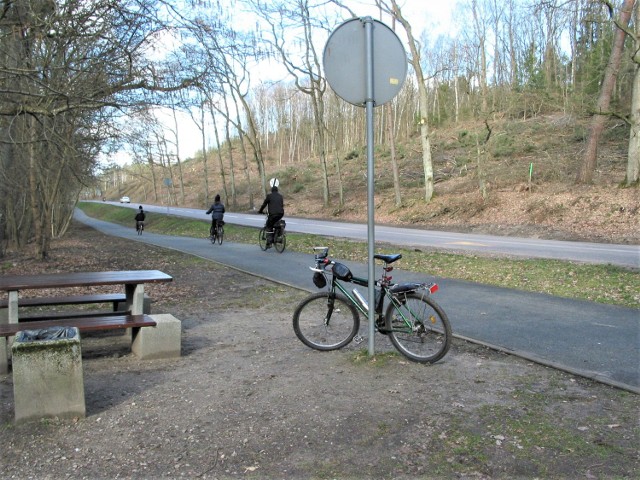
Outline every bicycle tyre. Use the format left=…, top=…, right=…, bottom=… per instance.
left=293, top=292, right=360, bottom=351
left=258, top=228, right=268, bottom=251
left=385, top=292, right=451, bottom=364
left=217, top=225, right=224, bottom=245
left=274, top=232, right=286, bottom=253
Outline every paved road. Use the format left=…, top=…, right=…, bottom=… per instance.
left=106, top=201, right=640, bottom=268
left=75, top=209, right=640, bottom=393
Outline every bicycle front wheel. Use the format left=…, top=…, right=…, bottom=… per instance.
left=385, top=292, right=451, bottom=364
left=293, top=292, right=360, bottom=351
left=258, top=228, right=268, bottom=251
left=274, top=232, right=286, bottom=253
left=217, top=225, right=224, bottom=244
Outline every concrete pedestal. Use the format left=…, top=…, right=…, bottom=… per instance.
left=12, top=327, right=85, bottom=423
left=132, top=314, right=181, bottom=359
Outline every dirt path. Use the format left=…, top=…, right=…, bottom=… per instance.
left=0, top=223, right=638, bottom=479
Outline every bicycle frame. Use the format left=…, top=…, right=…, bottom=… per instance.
left=316, top=260, right=437, bottom=335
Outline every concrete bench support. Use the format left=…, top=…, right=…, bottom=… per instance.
left=12, top=327, right=85, bottom=423
left=0, top=340, right=7, bottom=374
left=132, top=314, right=181, bottom=360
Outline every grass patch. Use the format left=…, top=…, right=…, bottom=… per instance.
left=351, top=349, right=399, bottom=366
left=78, top=202, right=639, bottom=308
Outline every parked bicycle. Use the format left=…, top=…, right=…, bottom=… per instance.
left=292, top=247, right=452, bottom=364
left=259, top=218, right=286, bottom=253
left=210, top=220, right=224, bottom=245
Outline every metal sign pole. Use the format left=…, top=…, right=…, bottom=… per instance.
left=322, top=16, right=407, bottom=359
left=364, top=17, right=376, bottom=356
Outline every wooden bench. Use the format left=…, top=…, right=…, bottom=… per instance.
left=0, top=293, right=128, bottom=310
left=1, top=270, right=174, bottom=374
left=0, top=293, right=151, bottom=323
left=0, top=314, right=157, bottom=338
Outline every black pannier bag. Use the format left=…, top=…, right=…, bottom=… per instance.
left=332, top=262, right=352, bottom=281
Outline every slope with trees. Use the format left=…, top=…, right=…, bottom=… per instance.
left=2, top=0, right=637, bottom=258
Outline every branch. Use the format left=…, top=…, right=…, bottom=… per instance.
left=587, top=108, right=632, bottom=126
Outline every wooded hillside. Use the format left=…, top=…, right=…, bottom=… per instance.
left=1, top=0, right=638, bottom=257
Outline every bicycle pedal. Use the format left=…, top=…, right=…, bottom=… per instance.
left=353, top=335, right=365, bottom=345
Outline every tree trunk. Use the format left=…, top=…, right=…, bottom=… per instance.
left=170, top=104, right=186, bottom=205
left=386, top=102, right=402, bottom=207
left=390, top=0, right=434, bottom=202
left=199, top=105, right=211, bottom=203
left=626, top=1, right=640, bottom=186
left=576, top=0, right=634, bottom=184
left=27, top=118, right=46, bottom=259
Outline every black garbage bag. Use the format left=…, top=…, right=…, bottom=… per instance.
left=18, top=326, right=76, bottom=341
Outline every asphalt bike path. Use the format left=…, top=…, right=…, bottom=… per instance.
left=74, top=209, right=640, bottom=393
left=107, top=201, right=640, bottom=268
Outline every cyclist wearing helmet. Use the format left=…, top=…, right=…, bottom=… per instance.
left=258, top=186, right=284, bottom=246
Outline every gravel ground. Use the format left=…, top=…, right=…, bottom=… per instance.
left=0, top=223, right=638, bottom=479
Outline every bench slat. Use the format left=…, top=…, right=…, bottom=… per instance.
left=19, top=310, right=131, bottom=322
left=0, top=293, right=127, bottom=309
left=0, top=314, right=156, bottom=338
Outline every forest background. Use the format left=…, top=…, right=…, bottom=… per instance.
left=1, top=0, right=638, bottom=260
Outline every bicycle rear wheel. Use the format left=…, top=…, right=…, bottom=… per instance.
left=385, top=292, right=451, bottom=364
left=258, top=228, right=268, bottom=250
left=274, top=231, right=286, bottom=253
left=293, top=292, right=360, bottom=351
left=217, top=225, right=224, bottom=244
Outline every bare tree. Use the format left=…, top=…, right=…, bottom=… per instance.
left=382, top=0, right=435, bottom=202
left=0, top=0, right=200, bottom=257
left=576, top=0, right=635, bottom=184
left=626, top=0, right=640, bottom=186
left=251, top=0, right=332, bottom=206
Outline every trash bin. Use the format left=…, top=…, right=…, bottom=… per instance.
left=12, top=326, right=85, bottom=423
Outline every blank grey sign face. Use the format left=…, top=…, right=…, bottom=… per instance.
left=323, top=18, right=407, bottom=107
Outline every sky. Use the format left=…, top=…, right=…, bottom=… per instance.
left=107, top=0, right=459, bottom=167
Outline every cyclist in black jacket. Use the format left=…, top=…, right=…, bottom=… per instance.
left=258, top=186, right=284, bottom=245
left=206, top=194, right=225, bottom=237
left=135, top=206, right=146, bottom=233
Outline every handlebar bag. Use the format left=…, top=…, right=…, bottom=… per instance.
left=332, top=262, right=353, bottom=281
left=313, top=271, right=327, bottom=288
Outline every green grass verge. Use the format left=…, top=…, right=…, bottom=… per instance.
left=77, top=202, right=639, bottom=308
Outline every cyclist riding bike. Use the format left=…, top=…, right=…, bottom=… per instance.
left=206, top=194, right=225, bottom=238
left=258, top=185, right=284, bottom=247
left=134, top=206, right=146, bottom=234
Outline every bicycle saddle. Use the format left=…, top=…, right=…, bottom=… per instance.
left=374, top=254, right=402, bottom=264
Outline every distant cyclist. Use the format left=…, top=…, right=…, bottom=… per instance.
left=206, top=194, right=225, bottom=238
left=135, top=206, right=146, bottom=235
left=258, top=185, right=284, bottom=247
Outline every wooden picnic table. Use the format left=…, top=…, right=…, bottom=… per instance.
left=0, top=270, right=173, bottom=325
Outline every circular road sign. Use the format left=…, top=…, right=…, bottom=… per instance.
left=323, top=18, right=407, bottom=107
